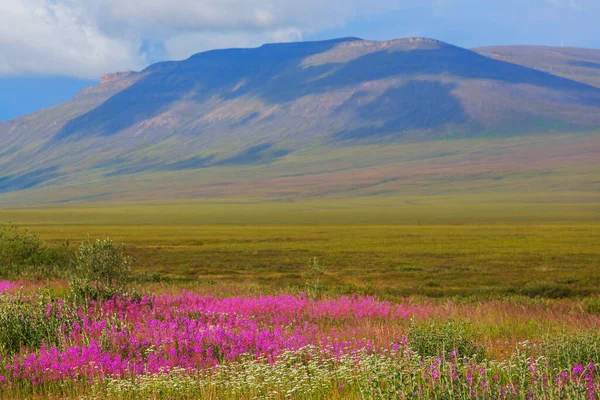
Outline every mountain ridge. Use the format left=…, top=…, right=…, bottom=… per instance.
left=0, top=37, right=599, bottom=205
left=50, top=37, right=600, bottom=143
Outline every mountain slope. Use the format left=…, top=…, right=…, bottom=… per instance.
left=474, top=45, right=600, bottom=89
left=0, top=37, right=599, bottom=205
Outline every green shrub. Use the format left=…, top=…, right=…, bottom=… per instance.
left=1, top=225, right=136, bottom=299
left=408, top=319, right=486, bottom=359
left=68, top=280, right=126, bottom=303
left=131, top=273, right=165, bottom=284
left=71, top=235, right=133, bottom=294
left=0, top=224, right=71, bottom=279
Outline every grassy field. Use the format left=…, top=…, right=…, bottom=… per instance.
left=1, top=197, right=599, bottom=398
left=1, top=196, right=598, bottom=300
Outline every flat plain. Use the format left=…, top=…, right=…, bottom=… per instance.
left=2, top=196, right=598, bottom=300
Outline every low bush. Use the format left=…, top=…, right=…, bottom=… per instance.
left=1, top=224, right=135, bottom=300
left=517, top=281, right=573, bottom=299
left=0, top=224, right=71, bottom=280
left=68, top=280, right=129, bottom=303
left=131, top=273, right=165, bottom=284
left=408, top=319, right=486, bottom=360
left=71, top=235, right=133, bottom=295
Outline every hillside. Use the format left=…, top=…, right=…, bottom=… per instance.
left=0, top=37, right=599, bottom=205
left=474, top=45, right=600, bottom=89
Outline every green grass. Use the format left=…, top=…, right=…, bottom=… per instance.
left=1, top=199, right=597, bottom=300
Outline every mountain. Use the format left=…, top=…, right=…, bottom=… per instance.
left=0, top=37, right=599, bottom=206
left=474, top=45, right=600, bottom=89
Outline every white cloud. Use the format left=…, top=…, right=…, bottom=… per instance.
left=0, top=0, right=596, bottom=79
left=163, top=29, right=303, bottom=61
left=0, top=0, right=401, bottom=79
left=104, top=0, right=400, bottom=34
left=102, top=0, right=402, bottom=60
left=0, top=0, right=145, bottom=78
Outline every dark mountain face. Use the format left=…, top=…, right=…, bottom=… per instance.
left=336, top=81, right=469, bottom=139
left=1, top=37, right=600, bottom=204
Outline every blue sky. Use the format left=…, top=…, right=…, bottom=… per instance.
left=1, top=0, right=598, bottom=120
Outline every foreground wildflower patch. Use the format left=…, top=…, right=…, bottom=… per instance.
left=91, top=347, right=599, bottom=400
left=1, top=292, right=436, bottom=383
left=0, top=290, right=599, bottom=399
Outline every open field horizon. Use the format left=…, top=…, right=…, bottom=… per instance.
left=2, top=200, right=598, bottom=300
left=1, top=189, right=599, bottom=224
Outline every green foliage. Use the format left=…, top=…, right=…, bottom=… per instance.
left=583, top=297, right=600, bottom=314
left=539, top=331, right=600, bottom=370
left=131, top=273, right=166, bottom=284
left=408, top=319, right=486, bottom=359
left=68, top=281, right=127, bottom=303
left=86, top=345, right=595, bottom=400
left=0, top=224, right=135, bottom=298
left=0, top=224, right=71, bottom=280
left=517, top=281, right=574, bottom=299
left=1, top=216, right=598, bottom=301
left=0, top=289, right=79, bottom=356
left=71, top=235, right=133, bottom=293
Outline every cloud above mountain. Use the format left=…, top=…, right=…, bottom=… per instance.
left=0, top=0, right=597, bottom=79
left=0, top=0, right=142, bottom=78
left=0, top=0, right=400, bottom=78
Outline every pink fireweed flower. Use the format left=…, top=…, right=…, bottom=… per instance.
left=573, top=364, right=585, bottom=375
left=9, top=290, right=598, bottom=397
left=466, top=371, right=473, bottom=386
left=3, top=293, right=442, bottom=384
left=0, top=281, right=19, bottom=293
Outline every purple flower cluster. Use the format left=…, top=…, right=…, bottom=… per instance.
left=0, top=281, right=19, bottom=294
left=556, top=362, right=598, bottom=398
left=1, top=291, right=598, bottom=398
left=3, top=293, right=436, bottom=383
